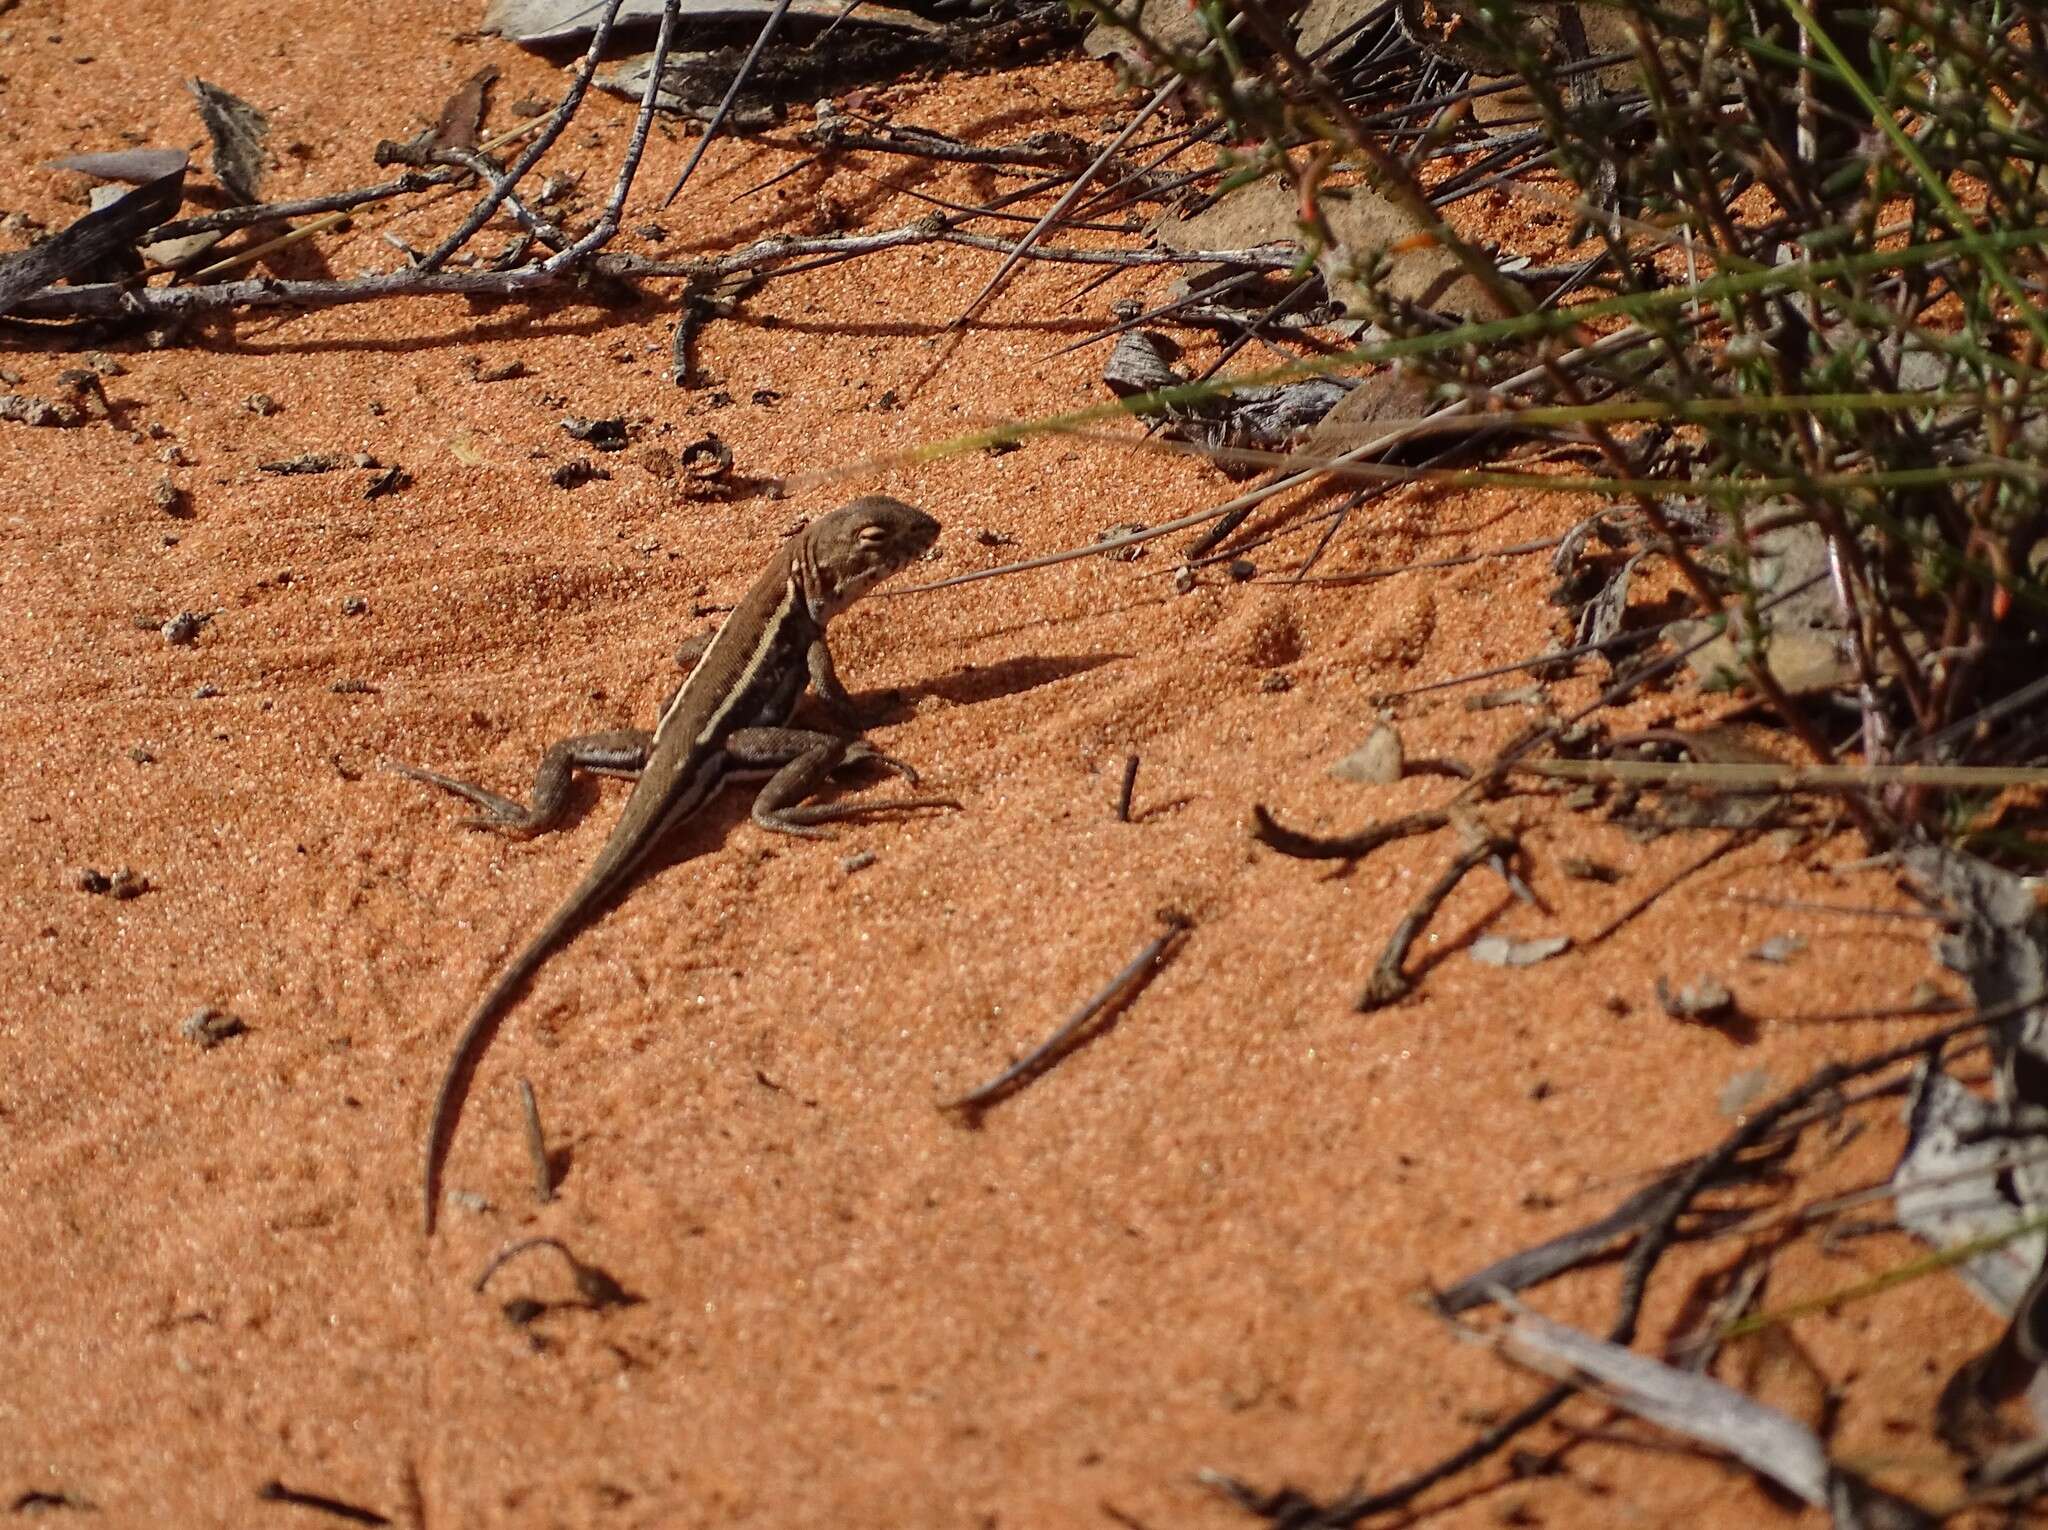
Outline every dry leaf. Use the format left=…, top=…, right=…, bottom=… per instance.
left=0, top=164, right=186, bottom=314
left=47, top=148, right=190, bottom=184
left=188, top=79, right=269, bottom=205
left=1470, top=933, right=1571, bottom=968
left=433, top=65, right=500, bottom=154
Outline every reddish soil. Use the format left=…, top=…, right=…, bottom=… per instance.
left=0, top=5, right=1995, bottom=1526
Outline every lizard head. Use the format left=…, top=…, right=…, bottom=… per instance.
left=801, top=496, right=941, bottom=619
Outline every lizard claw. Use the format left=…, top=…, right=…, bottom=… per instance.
left=844, top=742, right=921, bottom=787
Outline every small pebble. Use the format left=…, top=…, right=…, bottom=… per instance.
left=561, top=415, right=628, bottom=451
left=75, top=866, right=146, bottom=898
left=1471, top=934, right=1571, bottom=968
left=842, top=851, right=877, bottom=874
left=180, top=1007, right=246, bottom=1049
left=1746, top=934, right=1806, bottom=964
left=1329, top=724, right=1403, bottom=785
left=161, top=611, right=205, bottom=645
left=1718, top=1067, right=1773, bottom=1116
left=464, top=356, right=530, bottom=384
left=151, top=476, right=189, bottom=517
left=0, top=393, right=73, bottom=427
left=363, top=464, right=408, bottom=500
left=341, top=595, right=368, bottom=616
left=552, top=458, right=610, bottom=490
left=1656, top=975, right=1735, bottom=1022
left=243, top=392, right=280, bottom=416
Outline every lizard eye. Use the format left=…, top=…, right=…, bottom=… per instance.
left=856, top=524, right=889, bottom=544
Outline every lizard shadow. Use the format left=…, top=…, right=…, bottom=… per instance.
left=894, top=652, right=1124, bottom=709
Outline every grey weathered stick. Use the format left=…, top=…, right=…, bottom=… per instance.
left=1372, top=624, right=1657, bottom=702
left=943, top=916, right=1189, bottom=1116
left=1519, top=758, right=2048, bottom=792
left=814, top=117, right=1175, bottom=175
left=1292, top=533, right=1570, bottom=585
left=884, top=321, right=1681, bottom=597
left=566, top=0, right=682, bottom=259
left=8, top=232, right=1292, bottom=322
left=1244, top=1002, right=2033, bottom=1527
left=1358, top=831, right=1514, bottom=1011
left=417, top=0, right=630, bottom=271
left=950, top=71, right=1181, bottom=328
left=0, top=164, right=185, bottom=314
left=142, top=118, right=547, bottom=252
left=148, top=171, right=444, bottom=241
left=658, top=0, right=792, bottom=208
left=254, top=1481, right=391, bottom=1526
left=1116, top=754, right=1139, bottom=822
left=432, top=149, right=569, bottom=252
left=1728, top=893, right=1951, bottom=922
left=474, top=1235, right=567, bottom=1293
left=1490, top=1305, right=1834, bottom=1507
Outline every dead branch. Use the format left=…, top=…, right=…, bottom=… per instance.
left=1230, top=1003, right=2030, bottom=1527
left=419, top=0, right=635, bottom=271
left=942, top=915, right=1189, bottom=1118
left=6, top=227, right=1293, bottom=324
left=1249, top=805, right=1451, bottom=860
left=1357, top=828, right=1516, bottom=1011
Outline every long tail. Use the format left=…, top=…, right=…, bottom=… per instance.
left=420, top=908, right=586, bottom=1235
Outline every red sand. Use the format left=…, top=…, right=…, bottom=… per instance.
left=0, top=9, right=1992, bottom=1524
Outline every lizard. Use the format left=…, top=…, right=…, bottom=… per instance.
left=396, top=496, right=950, bottom=1234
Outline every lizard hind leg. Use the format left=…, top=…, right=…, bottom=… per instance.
left=389, top=729, right=655, bottom=838
left=725, top=726, right=959, bottom=841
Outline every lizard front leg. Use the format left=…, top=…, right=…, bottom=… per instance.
left=723, top=726, right=957, bottom=840
left=390, top=729, right=654, bottom=837
left=805, top=637, right=868, bottom=731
